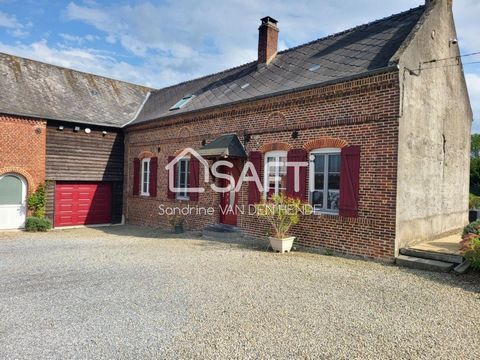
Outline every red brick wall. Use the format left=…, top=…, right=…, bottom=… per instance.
left=0, top=114, right=46, bottom=193
left=125, top=70, right=400, bottom=260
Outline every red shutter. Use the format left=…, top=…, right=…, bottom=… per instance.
left=149, top=157, right=158, bottom=198
left=339, top=146, right=361, bottom=217
left=248, top=151, right=262, bottom=205
left=286, top=148, right=308, bottom=200
left=167, top=156, right=176, bottom=200
left=133, top=158, right=140, bottom=196
left=189, top=157, right=200, bottom=201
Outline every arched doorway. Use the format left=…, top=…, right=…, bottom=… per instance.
left=0, top=173, right=27, bottom=229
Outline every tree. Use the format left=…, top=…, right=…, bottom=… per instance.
left=471, top=134, right=480, bottom=195
left=472, top=134, right=480, bottom=158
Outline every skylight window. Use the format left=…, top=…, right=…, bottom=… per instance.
left=240, top=83, right=250, bottom=89
left=170, top=95, right=195, bottom=111
left=309, top=64, right=321, bottom=71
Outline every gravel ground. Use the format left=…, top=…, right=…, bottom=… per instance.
left=0, top=225, right=479, bottom=359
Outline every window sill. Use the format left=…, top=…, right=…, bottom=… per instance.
left=140, top=193, right=150, bottom=197
left=175, top=196, right=190, bottom=201
left=313, top=210, right=339, bottom=216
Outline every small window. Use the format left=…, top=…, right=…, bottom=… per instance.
left=170, top=95, right=195, bottom=111
left=0, top=175, right=24, bottom=205
left=141, top=158, right=150, bottom=196
left=264, top=151, right=287, bottom=198
left=309, top=149, right=341, bottom=214
left=176, top=158, right=190, bottom=199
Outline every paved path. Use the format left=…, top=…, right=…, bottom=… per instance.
left=0, top=226, right=479, bottom=359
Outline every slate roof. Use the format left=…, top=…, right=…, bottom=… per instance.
left=0, top=53, right=151, bottom=127
left=133, top=5, right=425, bottom=125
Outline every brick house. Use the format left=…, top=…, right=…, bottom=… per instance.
left=0, top=0, right=472, bottom=260
left=124, top=0, right=471, bottom=259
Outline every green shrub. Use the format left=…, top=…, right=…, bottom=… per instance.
left=464, top=237, right=480, bottom=269
left=462, top=219, right=480, bottom=236
left=469, top=193, right=480, bottom=209
left=27, top=184, right=46, bottom=218
left=25, top=216, right=51, bottom=232
left=461, top=221, right=480, bottom=270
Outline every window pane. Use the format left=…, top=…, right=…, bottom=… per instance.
left=265, top=153, right=286, bottom=196
left=278, top=156, right=287, bottom=175
left=329, top=155, right=340, bottom=172
left=314, top=173, right=324, bottom=190
left=176, top=159, right=189, bottom=198
left=328, top=173, right=340, bottom=190
left=311, top=190, right=323, bottom=208
left=328, top=191, right=340, bottom=210
left=0, top=175, right=23, bottom=205
left=314, top=155, right=324, bottom=172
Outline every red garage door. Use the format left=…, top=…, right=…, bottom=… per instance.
left=55, top=182, right=112, bottom=227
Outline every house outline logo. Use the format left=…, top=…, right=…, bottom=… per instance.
left=165, top=147, right=210, bottom=193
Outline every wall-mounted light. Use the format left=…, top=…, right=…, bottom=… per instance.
left=85, top=128, right=91, bottom=134
left=449, top=38, right=458, bottom=47
left=291, top=130, right=299, bottom=139
left=102, top=131, right=107, bottom=136
left=58, top=125, right=64, bottom=131
left=157, top=146, right=161, bottom=152
left=201, top=139, right=207, bottom=146
left=244, top=134, right=251, bottom=143
left=74, top=126, right=80, bottom=132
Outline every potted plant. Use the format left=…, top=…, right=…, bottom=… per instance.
left=256, top=194, right=308, bottom=253
left=169, top=215, right=185, bottom=234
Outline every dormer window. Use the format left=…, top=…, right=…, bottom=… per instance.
left=170, top=95, right=195, bottom=111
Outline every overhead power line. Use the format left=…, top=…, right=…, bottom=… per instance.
left=423, top=51, right=480, bottom=64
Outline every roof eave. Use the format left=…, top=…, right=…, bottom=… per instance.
left=0, top=110, right=123, bottom=129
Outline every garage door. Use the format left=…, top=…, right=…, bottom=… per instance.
left=55, top=182, right=112, bottom=227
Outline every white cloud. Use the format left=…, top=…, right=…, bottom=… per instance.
left=59, top=33, right=99, bottom=45
left=0, top=39, right=142, bottom=83
left=0, top=11, right=28, bottom=37
left=0, top=11, right=20, bottom=28
left=453, top=0, right=480, bottom=53
left=63, top=0, right=423, bottom=85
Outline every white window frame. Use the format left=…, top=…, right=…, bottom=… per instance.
left=309, top=148, right=341, bottom=215
left=141, top=158, right=150, bottom=196
left=263, top=150, right=287, bottom=198
left=176, top=157, right=190, bottom=200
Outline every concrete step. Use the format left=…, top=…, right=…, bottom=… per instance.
left=399, top=248, right=464, bottom=265
left=202, top=224, right=244, bottom=241
left=453, top=260, right=471, bottom=274
left=396, top=255, right=454, bottom=273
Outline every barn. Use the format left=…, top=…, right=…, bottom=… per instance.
left=0, top=54, right=150, bottom=229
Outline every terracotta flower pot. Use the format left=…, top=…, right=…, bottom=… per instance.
left=268, top=236, right=295, bottom=253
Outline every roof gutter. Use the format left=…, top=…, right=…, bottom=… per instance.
left=127, top=65, right=399, bottom=129
left=0, top=111, right=123, bottom=129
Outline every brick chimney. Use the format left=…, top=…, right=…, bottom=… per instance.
left=258, top=16, right=279, bottom=65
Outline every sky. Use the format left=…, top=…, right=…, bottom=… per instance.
left=0, top=0, right=479, bottom=131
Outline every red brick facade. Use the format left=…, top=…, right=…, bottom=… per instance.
left=0, top=114, right=46, bottom=194
left=125, top=70, right=400, bottom=260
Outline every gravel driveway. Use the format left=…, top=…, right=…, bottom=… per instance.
left=0, top=226, right=479, bottom=359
